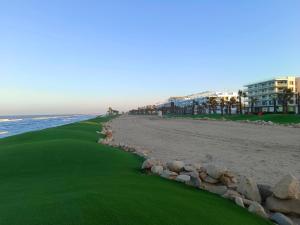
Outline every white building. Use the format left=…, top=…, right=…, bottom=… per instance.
left=244, top=76, right=300, bottom=113
left=157, top=91, right=241, bottom=114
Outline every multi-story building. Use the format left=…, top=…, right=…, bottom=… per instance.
left=157, top=91, right=241, bottom=114
left=244, top=76, right=300, bottom=113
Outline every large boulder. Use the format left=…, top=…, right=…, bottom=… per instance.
left=205, top=164, right=228, bottom=179
left=258, top=184, right=273, bottom=203
left=142, top=158, right=160, bottom=170
left=204, top=176, right=219, bottom=184
left=270, top=213, right=294, bottom=225
left=151, top=165, right=164, bottom=175
left=273, top=174, right=300, bottom=200
left=199, top=171, right=208, bottom=180
left=186, top=172, right=202, bottom=188
left=191, top=163, right=202, bottom=171
left=222, top=190, right=242, bottom=200
left=248, top=202, right=268, bottom=218
left=266, top=196, right=300, bottom=215
left=237, top=176, right=261, bottom=203
left=183, top=165, right=196, bottom=172
left=167, top=161, right=185, bottom=173
left=219, top=171, right=237, bottom=188
left=160, top=170, right=178, bottom=180
left=176, top=174, right=191, bottom=183
left=201, top=183, right=228, bottom=195
left=235, top=197, right=245, bottom=208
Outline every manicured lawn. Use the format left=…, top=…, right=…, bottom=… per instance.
left=168, top=114, right=300, bottom=124
left=0, top=116, right=272, bottom=225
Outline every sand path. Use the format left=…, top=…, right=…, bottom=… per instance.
left=110, top=115, right=300, bottom=186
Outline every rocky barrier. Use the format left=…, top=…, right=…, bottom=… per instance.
left=98, top=122, right=300, bottom=225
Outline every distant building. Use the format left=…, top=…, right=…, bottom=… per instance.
left=244, top=76, right=300, bottom=113
left=157, top=91, right=241, bottom=114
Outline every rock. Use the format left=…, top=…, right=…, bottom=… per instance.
left=270, top=213, right=294, bottom=225
left=160, top=170, right=178, bottom=180
left=186, top=172, right=202, bottom=188
left=192, top=163, right=202, bottom=170
left=199, top=171, right=208, bottom=180
left=235, top=197, right=245, bottom=208
left=151, top=165, right=164, bottom=175
left=201, top=182, right=228, bottom=195
left=105, top=130, right=113, bottom=138
left=176, top=174, right=191, bottom=183
left=183, top=165, right=196, bottom=172
left=222, top=190, right=242, bottom=200
left=167, top=161, right=185, bottom=173
left=142, top=158, right=160, bottom=170
left=273, top=174, right=300, bottom=200
left=266, top=196, right=300, bottom=215
left=248, top=202, right=268, bottom=218
left=237, top=176, right=261, bottom=203
left=242, top=198, right=254, bottom=206
left=258, top=184, right=273, bottom=203
left=204, top=176, right=219, bottom=184
left=205, top=164, right=228, bottom=179
left=220, top=171, right=237, bottom=187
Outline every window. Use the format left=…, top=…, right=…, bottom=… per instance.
left=290, top=81, right=294, bottom=85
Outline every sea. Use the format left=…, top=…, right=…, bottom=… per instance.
left=0, top=114, right=97, bottom=139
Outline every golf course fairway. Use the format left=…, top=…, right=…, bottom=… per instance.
left=0, top=116, right=272, bottom=225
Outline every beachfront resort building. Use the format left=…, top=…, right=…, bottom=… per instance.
left=244, top=76, right=300, bottom=113
left=157, top=91, right=241, bottom=115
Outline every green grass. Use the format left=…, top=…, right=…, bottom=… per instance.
left=0, top=116, right=272, bottom=225
left=167, top=113, right=300, bottom=124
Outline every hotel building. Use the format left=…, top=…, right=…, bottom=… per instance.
left=244, top=76, right=300, bottom=113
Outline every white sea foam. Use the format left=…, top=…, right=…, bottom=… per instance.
left=0, top=118, right=23, bottom=123
left=0, top=131, right=8, bottom=135
left=32, top=116, right=60, bottom=120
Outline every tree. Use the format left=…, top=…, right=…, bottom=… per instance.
left=228, top=97, right=237, bottom=115
left=271, top=94, right=277, bottom=113
left=277, top=88, right=294, bottom=114
left=238, top=90, right=243, bottom=115
left=201, top=102, right=207, bottom=114
left=242, top=92, right=247, bottom=113
left=249, top=97, right=258, bottom=113
left=220, top=97, right=226, bottom=116
left=208, top=97, right=218, bottom=114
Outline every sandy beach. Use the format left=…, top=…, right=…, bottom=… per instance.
left=111, top=115, right=300, bottom=186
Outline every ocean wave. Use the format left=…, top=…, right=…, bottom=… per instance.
left=32, top=116, right=60, bottom=120
left=0, top=131, right=8, bottom=135
left=0, top=118, right=23, bottom=123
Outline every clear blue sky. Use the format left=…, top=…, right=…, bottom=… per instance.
left=1, top=0, right=299, bottom=115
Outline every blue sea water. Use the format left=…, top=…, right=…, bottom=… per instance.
left=0, top=114, right=97, bottom=138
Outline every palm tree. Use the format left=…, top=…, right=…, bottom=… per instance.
left=209, top=97, right=218, bottom=114
left=238, top=90, right=243, bottom=115
left=201, top=102, right=207, bottom=114
left=242, top=92, right=247, bottom=113
left=210, top=97, right=218, bottom=113
left=270, top=94, right=277, bottom=113
left=191, top=100, right=196, bottom=115
left=249, top=97, right=258, bottom=113
left=228, top=97, right=237, bottom=115
left=220, top=97, right=226, bottom=116
left=277, top=88, right=294, bottom=114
